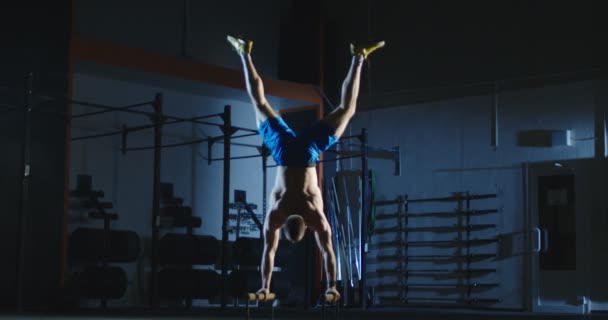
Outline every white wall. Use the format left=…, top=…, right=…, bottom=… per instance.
left=343, top=79, right=596, bottom=309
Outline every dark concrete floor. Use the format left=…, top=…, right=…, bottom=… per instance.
left=1, top=307, right=607, bottom=320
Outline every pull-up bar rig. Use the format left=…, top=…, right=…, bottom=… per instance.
left=64, top=92, right=401, bottom=310
left=4, top=76, right=401, bottom=310
left=3, top=81, right=242, bottom=308
left=64, top=95, right=248, bottom=308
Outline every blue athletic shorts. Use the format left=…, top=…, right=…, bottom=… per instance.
left=258, top=117, right=338, bottom=167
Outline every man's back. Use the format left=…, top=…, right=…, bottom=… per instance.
left=269, top=166, right=323, bottom=225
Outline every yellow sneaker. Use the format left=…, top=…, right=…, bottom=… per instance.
left=227, top=35, right=253, bottom=55
left=350, top=40, right=385, bottom=59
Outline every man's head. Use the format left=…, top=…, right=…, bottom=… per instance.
left=283, top=215, right=306, bottom=243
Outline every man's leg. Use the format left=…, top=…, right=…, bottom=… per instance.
left=323, top=41, right=385, bottom=138
left=227, top=36, right=279, bottom=127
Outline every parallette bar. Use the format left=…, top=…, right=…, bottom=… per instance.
left=246, top=292, right=276, bottom=301
left=324, top=293, right=339, bottom=303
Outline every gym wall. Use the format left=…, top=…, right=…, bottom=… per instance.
left=319, top=1, right=599, bottom=310
left=345, top=77, right=600, bottom=309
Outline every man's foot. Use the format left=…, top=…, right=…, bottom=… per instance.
left=350, top=40, right=385, bottom=59
left=227, top=35, right=253, bottom=55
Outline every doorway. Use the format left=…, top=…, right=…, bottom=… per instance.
left=526, top=159, right=595, bottom=314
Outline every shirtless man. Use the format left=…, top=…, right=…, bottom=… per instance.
left=227, top=35, right=384, bottom=302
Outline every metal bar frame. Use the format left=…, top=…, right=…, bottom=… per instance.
left=220, top=105, right=232, bottom=308
left=374, top=238, right=499, bottom=247
left=374, top=209, right=499, bottom=219
left=376, top=268, right=497, bottom=274
left=375, top=253, right=497, bottom=261
left=149, top=93, right=163, bottom=308
left=43, top=96, right=157, bottom=118
left=376, top=283, right=499, bottom=289
left=46, top=93, right=228, bottom=131
left=71, top=101, right=154, bottom=118
left=125, top=137, right=211, bottom=152
left=72, top=130, right=124, bottom=141
left=73, top=111, right=228, bottom=145
left=407, top=193, right=497, bottom=203
left=374, top=223, right=497, bottom=233
left=373, top=192, right=501, bottom=309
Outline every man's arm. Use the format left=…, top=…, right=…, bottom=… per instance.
left=315, top=225, right=340, bottom=299
left=259, top=224, right=280, bottom=298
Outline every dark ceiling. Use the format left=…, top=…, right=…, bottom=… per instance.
left=318, top=0, right=599, bottom=109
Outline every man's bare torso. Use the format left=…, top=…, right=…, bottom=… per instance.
left=267, top=166, right=324, bottom=231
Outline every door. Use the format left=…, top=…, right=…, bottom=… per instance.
left=527, top=160, right=594, bottom=314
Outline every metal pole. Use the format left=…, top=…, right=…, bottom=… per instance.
left=360, top=128, right=368, bottom=308
left=150, top=93, right=163, bottom=308
left=16, top=72, right=34, bottom=311
left=220, top=105, right=232, bottom=308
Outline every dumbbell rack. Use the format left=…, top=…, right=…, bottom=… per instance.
left=372, top=192, right=501, bottom=308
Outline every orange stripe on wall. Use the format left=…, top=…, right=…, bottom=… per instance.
left=71, top=37, right=323, bottom=105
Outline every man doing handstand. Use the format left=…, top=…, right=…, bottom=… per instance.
left=227, top=35, right=384, bottom=302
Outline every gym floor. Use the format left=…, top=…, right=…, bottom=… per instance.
left=1, top=308, right=607, bottom=320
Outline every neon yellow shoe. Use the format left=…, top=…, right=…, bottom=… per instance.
left=350, top=40, right=385, bottom=59
left=227, top=35, right=253, bottom=55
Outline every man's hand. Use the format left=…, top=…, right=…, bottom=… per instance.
left=256, top=287, right=272, bottom=302
left=325, top=287, right=341, bottom=302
